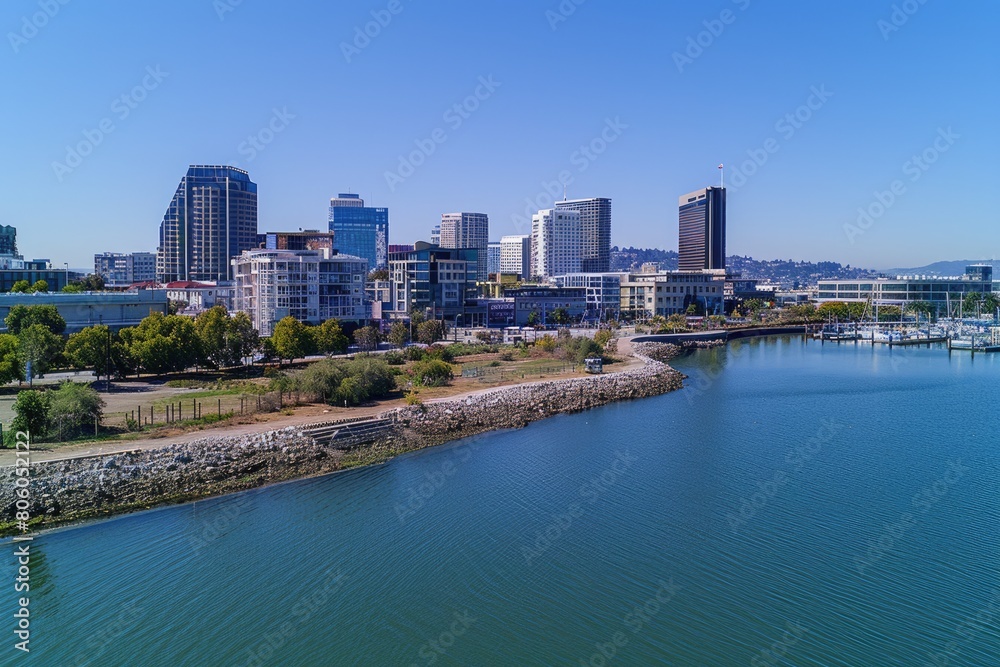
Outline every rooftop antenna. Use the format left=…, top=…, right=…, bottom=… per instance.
left=563, top=183, right=568, bottom=201
left=718, top=163, right=724, bottom=189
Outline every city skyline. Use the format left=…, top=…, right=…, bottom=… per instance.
left=2, top=1, right=997, bottom=270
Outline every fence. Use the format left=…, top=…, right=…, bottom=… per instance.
left=461, top=363, right=579, bottom=384
left=101, top=390, right=301, bottom=431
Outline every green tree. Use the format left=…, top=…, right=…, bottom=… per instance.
left=230, top=311, right=261, bottom=364
left=195, top=306, right=238, bottom=369
left=31, top=280, right=49, bottom=293
left=353, top=325, right=381, bottom=352
left=905, top=301, right=935, bottom=319
left=65, top=324, right=114, bottom=378
left=877, top=305, right=903, bottom=322
left=5, top=304, right=67, bottom=335
left=120, top=312, right=203, bottom=375
left=666, top=314, right=688, bottom=332
left=416, top=320, right=445, bottom=345
left=550, top=307, right=571, bottom=325
left=410, top=359, right=454, bottom=387
left=299, top=359, right=348, bottom=403
left=11, top=390, right=51, bottom=440
left=388, top=321, right=410, bottom=349
left=312, top=319, right=349, bottom=355
left=368, top=269, right=390, bottom=281
left=74, top=274, right=105, bottom=291
left=10, top=280, right=31, bottom=293
left=341, top=356, right=395, bottom=402
left=594, top=329, right=613, bottom=348
left=18, top=324, right=64, bottom=382
left=271, top=317, right=315, bottom=363
left=61, top=283, right=84, bottom=293
left=0, top=334, right=24, bottom=385
left=408, top=309, right=426, bottom=327
left=962, top=292, right=1000, bottom=317
left=527, top=310, right=540, bottom=326
left=49, top=382, right=105, bottom=441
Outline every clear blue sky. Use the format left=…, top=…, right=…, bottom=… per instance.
left=1, top=0, right=997, bottom=270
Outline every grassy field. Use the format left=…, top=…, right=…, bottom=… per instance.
left=0, top=343, right=615, bottom=445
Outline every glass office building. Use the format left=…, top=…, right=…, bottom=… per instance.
left=387, top=243, right=478, bottom=322
left=555, top=198, right=612, bottom=273
left=157, top=166, right=258, bottom=282
left=328, top=194, right=389, bottom=271
left=678, top=187, right=726, bottom=272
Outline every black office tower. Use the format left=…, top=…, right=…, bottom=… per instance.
left=678, top=187, right=726, bottom=271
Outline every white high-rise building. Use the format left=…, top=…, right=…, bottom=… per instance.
left=555, top=198, right=611, bottom=272
left=531, top=209, right=582, bottom=279
left=500, top=235, right=531, bottom=279
left=231, top=248, right=368, bottom=336
left=439, top=212, right=489, bottom=281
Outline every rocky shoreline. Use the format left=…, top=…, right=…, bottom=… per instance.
left=1, top=350, right=685, bottom=535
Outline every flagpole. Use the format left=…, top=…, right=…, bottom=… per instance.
left=719, top=164, right=724, bottom=189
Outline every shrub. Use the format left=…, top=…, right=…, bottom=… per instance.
left=498, top=351, right=514, bottom=361
left=404, top=346, right=426, bottom=361
left=425, top=345, right=455, bottom=363
left=49, top=382, right=105, bottom=440
left=537, top=335, right=557, bottom=353
left=383, top=351, right=405, bottom=365
left=11, top=390, right=51, bottom=441
left=299, top=360, right=347, bottom=403
left=410, top=359, right=454, bottom=387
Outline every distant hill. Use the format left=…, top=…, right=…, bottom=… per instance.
left=609, top=247, right=878, bottom=288
left=880, top=260, right=999, bottom=277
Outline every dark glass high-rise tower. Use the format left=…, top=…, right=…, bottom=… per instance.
left=156, top=166, right=258, bottom=282
left=0, top=225, right=18, bottom=257
left=678, top=187, right=726, bottom=272
left=328, top=194, right=389, bottom=270
left=555, top=198, right=611, bottom=273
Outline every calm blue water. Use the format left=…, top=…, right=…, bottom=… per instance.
left=3, top=336, right=999, bottom=666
